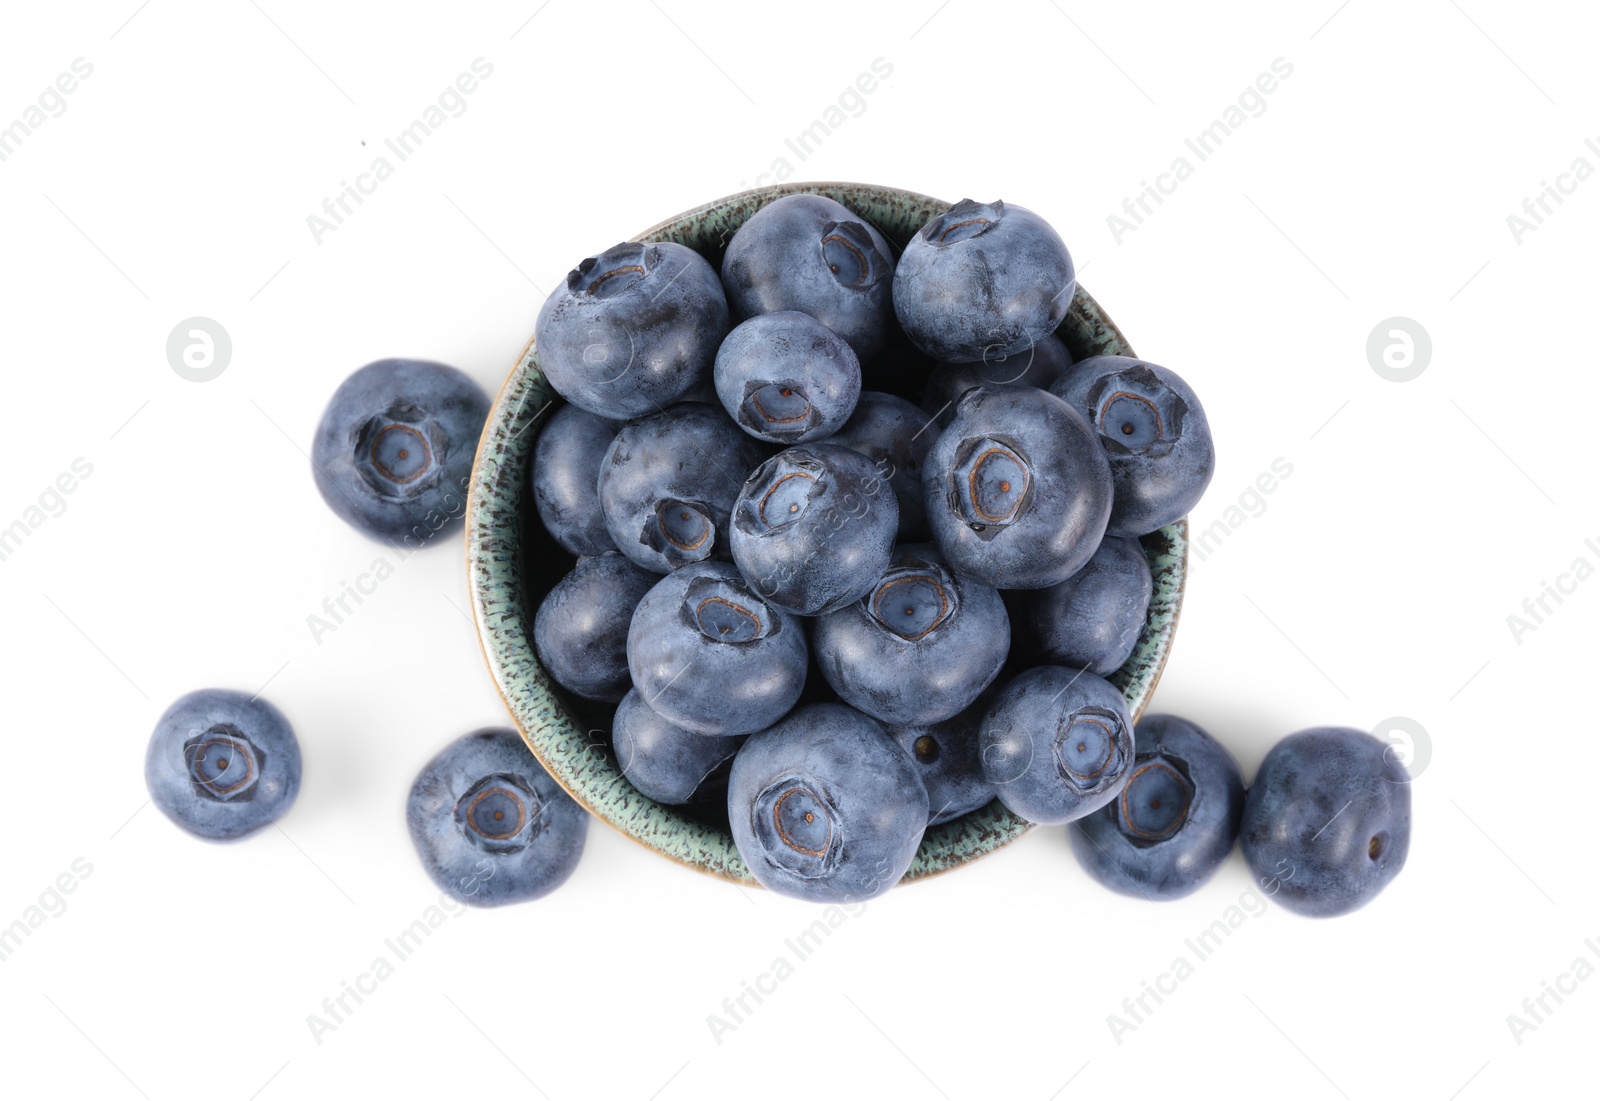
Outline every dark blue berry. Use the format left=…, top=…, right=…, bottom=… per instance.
left=312, top=359, right=488, bottom=546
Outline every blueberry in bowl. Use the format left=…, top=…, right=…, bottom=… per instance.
left=1010, top=535, right=1152, bottom=677
left=721, top=192, right=897, bottom=361
left=535, top=241, right=729, bottom=419
left=466, top=182, right=1189, bottom=887
left=921, top=333, right=1073, bottom=430
left=922, top=384, right=1113, bottom=590
left=980, top=665, right=1136, bottom=826
left=533, top=552, right=658, bottom=703
left=1051, top=355, right=1215, bottom=537
left=612, top=689, right=746, bottom=805
left=145, top=688, right=302, bottom=841
left=819, top=390, right=936, bottom=541
left=728, top=703, right=928, bottom=903
left=597, top=402, right=769, bottom=575
left=812, top=543, right=1008, bottom=726
left=714, top=311, right=861, bottom=444
left=313, top=358, right=490, bottom=546
left=627, top=560, right=809, bottom=736
left=407, top=728, right=589, bottom=906
left=1070, top=713, right=1245, bottom=900
left=888, top=698, right=996, bottom=827
left=729, top=443, right=898, bottom=616
left=894, top=199, right=1075, bottom=363
left=530, top=404, right=621, bottom=556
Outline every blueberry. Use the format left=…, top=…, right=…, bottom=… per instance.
left=612, top=689, right=746, bottom=805
left=980, top=665, right=1134, bottom=825
left=535, top=241, right=728, bottom=419
left=728, top=703, right=928, bottom=902
left=533, top=552, right=658, bottom=702
left=922, top=385, right=1112, bottom=589
left=720, top=194, right=897, bottom=360
left=312, top=359, right=489, bottom=546
left=627, top=561, right=808, bottom=735
left=921, top=333, right=1073, bottom=429
left=531, top=404, right=621, bottom=556
left=1240, top=727, right=1411, bottom=918
left=820, top=390, right=936, bottom=541
left=730, top=443, right=898, bottom=616
left=889, top=699, right=996, bottom=826
left=814, top=543, right=1008, bottom=725
left=407, top=728, right=588, bottom=906
left=598, top=402, right=770, bottom=575
left=714, top=311, right=862, bottom=444
left=1070, top=714, right=1245, bottom=900
left=1010, top=535, right=1152, bottom=677
left=1050, top=355, right=1215, bottom=536
left=894, top=199, right=1075, bottom=362
left=145, top=689, right=302, bottom=841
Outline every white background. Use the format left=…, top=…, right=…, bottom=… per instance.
left=1, top=1, right=1593, bottom=1097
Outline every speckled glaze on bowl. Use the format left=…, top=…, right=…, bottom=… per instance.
left=466, top=181, right=1188, bottom=886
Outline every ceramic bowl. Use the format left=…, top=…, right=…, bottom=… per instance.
left=466, top=181, right=1188, bottom=885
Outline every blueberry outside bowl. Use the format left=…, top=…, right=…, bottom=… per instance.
left=466, top=181, right=1188, bottom=886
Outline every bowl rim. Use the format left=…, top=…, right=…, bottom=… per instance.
left=465, top=180, right=1189, bottom=887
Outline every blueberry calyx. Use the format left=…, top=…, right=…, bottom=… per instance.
left=753, top=774, right=841, bottom=878
left=1116, top=756, right=1196, bottom=844
left=1091, top=365, right=1188, bottom=455
left=742, top=381, right=816, bottom=438
left=743, top=454, right=826, bottom=535
left=868, top=562, right=957, bottom=641
left=1054, top=706, right=1129, bottom=791
left=570, top=242, right=656, bottom=299
left=455, top=772, right=544, bottom=854
left=820, top=221, right=891, bottom=290
left=951, top=436, right=1032, bottom=531
left=355, top=408, right=444, bottom=497
left=922, top=199, right=1005, bottom=246
left=685, top=575, right=774, bottom=644
left=183, top=725, right=262, bottom=803
left=647, top=499, right=715, bottom=563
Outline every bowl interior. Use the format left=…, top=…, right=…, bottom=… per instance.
left=466, top=181, right=1188, bottom=885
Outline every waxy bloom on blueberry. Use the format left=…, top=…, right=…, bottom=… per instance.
left=894, top=199, right=1075, bottom=363
left=535, top=241, right=729, bottom=419
left=598, top=403, right=769, bottom=575
left=714, top=311, right=861, bottom=444
left=813, top=543, right=1008, bottom=726
left=923, top=386, right=1112, bottom=589
left=1051, top=355, right=1215, bottom=536
left=980, top=665, right=1135, bottom=826
left=721, top=193, right=897, bottom=360
left=1240, top=727, right=1411, bottom=917
left=531, top=404, right=622, bottom=556
left=613, top=689, right=746, bottom=805
left=627, top=561, right=808, bottom=736
left=730, top=444, right=897, bottom=616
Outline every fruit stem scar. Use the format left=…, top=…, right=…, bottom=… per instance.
left=966, top=446, right=1030, bottom=523
left=587, top=264, right=647, bottom=294
left=938, top=217, right=990, bottom=242
left=1099, top=391, right=1163, bottom=439
left=370, top=424, right=432, bottom=483
left=466, top=786, right=525, bottom=840
left=758, top=471, right=817, bottom=526
left=772, top=787, right=832, bottom=856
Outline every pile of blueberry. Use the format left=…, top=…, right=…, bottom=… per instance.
left=140, top=190, right=1411, bottom=918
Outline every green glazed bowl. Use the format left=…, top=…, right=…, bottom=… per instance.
left=466, top=181, right=1188, bottom=886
